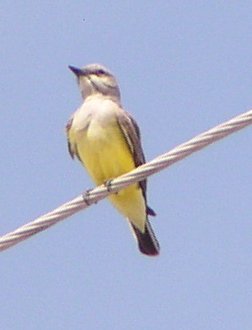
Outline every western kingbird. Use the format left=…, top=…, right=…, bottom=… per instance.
left=66, top=64, right=160, bottom=256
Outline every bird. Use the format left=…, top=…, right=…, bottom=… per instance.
left=66, top=63, right=160, bottom=256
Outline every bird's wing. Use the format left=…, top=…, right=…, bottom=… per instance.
left=65, top=116, right=81, bottom=161
left=117, top=110, right=156, bottom=216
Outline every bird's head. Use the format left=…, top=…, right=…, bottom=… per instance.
left=69, top=64, right=121, bottom=101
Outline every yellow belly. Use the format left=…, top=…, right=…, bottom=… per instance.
left=73, top=119, right=146, bottom=231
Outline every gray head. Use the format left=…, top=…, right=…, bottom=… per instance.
left=69, top=63, right=121, bottom=101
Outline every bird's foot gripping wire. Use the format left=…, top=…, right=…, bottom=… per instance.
left=103, top=179, right=118, bottom=194
left=82, top=189, right=95, bottom=205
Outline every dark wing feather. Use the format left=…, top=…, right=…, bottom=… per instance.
left=66, top=118, right=75, bottom=158
left=117, top=110, right=156, bottom=216
left=65, top=117, right=81, bottom=161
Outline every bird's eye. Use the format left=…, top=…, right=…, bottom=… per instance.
left=96, top=69, right=105, bottom=75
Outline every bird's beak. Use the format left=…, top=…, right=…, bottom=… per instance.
left=68, top=65, right=85, bottom=77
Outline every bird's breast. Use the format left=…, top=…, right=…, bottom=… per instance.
left=75, top=115, right=135, bottom=185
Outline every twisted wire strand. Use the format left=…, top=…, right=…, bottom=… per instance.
left=0, top=109, right=251, bottom=252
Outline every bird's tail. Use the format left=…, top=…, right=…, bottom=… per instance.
left=130, top=219, right=160, bottom=256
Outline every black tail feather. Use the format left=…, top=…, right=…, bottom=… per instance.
left=131, top=220, right=160, bottom=256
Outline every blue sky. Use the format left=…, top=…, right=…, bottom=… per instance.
left=1, top=2, right=252, bottom=329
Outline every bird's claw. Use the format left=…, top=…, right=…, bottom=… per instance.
left=104, top=179, right=117, bottom=194
left=82, top=189, right=93, bottom=205
left=104, top=179, right=113, bottom=192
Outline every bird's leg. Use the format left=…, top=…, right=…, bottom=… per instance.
left=82, top=188, right=94, bottom=205
left=103, top=179, right=118, bottom=194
